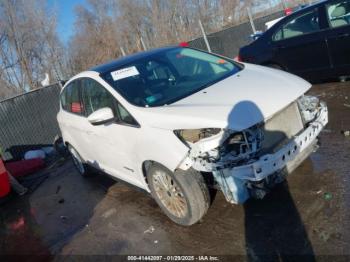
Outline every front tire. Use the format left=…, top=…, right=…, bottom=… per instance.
left=147, top=163, right=210, bottom=226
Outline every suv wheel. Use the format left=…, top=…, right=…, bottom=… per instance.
left=68, top=145, right=90, bottom=176
left=147, top=163, right=210, bottom=226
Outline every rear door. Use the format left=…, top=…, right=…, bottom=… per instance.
left=270, top=7, right=330, bottom=78
left=59, top=79, right=91, bottom=160
left=324, top=0, right=350, bottom=74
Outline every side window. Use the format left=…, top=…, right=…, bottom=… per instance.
left=327, top=0, right=350, bottom=28
left=116, top=103, right=139, bottom=126
left=61, top=81, right=84, bottom=115
left=81, top=78, right=139, bottom=126
left=273, top=9, right=320, bottom=41
left=81, top=78, right=118, bottom=116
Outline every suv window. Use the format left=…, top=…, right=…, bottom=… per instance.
left=326, top=0, right=350, bottom=28
left=61, top=80, right=84, bottom=115
left=81, top=78, right=138, bottom=126
left=273, top=8, right=320, bottom=41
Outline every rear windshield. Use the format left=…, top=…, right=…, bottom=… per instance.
left=101, top=48, right=241, bottom=107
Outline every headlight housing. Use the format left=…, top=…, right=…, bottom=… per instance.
left=174, top=126, right=263, bottom=161
left=174, top=128, right=222, bottom=144
left=298, top=95, right=321, bottom=124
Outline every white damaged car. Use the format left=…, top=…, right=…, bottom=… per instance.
left=57, top=46, right=328, bottom=225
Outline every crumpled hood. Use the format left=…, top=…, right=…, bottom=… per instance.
left=137, top=63, right=311, bottom=131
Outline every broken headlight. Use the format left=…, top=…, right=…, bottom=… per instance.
left=174, top=128, right=222, bottom=144
left=298, top=95, right=321, bottom=124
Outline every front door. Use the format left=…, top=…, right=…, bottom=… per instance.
left=271, top=7, right=330, bottom=79
left=80, top=77, right=143, bottom=188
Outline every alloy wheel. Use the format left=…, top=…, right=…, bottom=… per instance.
left=152, top=170, right=188, bottom=218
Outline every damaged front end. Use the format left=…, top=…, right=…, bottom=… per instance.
left=175, top=96, right=328, bottom=204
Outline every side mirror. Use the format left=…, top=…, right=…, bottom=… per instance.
left=87, top=107, right=115, bottom=125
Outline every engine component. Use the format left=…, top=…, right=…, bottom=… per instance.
left=188, top=126, right=264, bottom=172
left=219, top=126, right=263, bottom=161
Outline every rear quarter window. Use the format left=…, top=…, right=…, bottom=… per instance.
left=61, top=80, right=84, bottom=115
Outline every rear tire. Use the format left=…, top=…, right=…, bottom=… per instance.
left=68, top=145, right=90, bottom=177
left=147, top=163, right=210, bottom=226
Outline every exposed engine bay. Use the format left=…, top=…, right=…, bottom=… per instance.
left=175, top=95, right=328, bottom=204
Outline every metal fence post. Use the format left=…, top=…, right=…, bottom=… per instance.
left=198, top=19, right=212, bottom=53
left=281, top=0, right=288, bottom=9
left=140, top=37, right=147, bottom=51
left=247, top=7, right=257, bottom=34
left=120, top=47, right=126, bottom=56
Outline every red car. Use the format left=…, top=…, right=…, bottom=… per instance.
left=0, top=159, right=10, bottom=198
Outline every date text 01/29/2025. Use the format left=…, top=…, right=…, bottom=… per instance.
left=127, top=255, right=220, bottom=261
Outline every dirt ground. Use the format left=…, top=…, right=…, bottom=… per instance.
left=1, top=81, right=350, bottom=261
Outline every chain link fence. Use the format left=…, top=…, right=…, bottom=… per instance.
left=189, top=10, right=284, bottom=57
left=0, top=84, right=62, bottom=160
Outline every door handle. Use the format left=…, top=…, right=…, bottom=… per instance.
left=337, top=33, right=349, bottom=38
left=86, top=131, right=95, bottom=135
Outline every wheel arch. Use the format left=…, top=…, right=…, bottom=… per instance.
left=141, top=160, right=175, bottom=185
left=141, top=160, right=189, bottom=186
left=63, top=139, right=88, bottom=163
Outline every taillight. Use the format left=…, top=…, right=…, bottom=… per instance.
left=285, top=8, right=293, bottom=15
left=71, top=102, right=83, bottom=113
left=178, top=42, right=189, bottom=47
left=234, top=55, right=243, bottom=62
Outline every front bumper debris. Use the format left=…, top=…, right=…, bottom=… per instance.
left=229, top=103, right=327, bottom=181
left=213, top=103, right=328, bottom=204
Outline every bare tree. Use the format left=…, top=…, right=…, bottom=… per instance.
left=67, top=0, right=259, bottom=73
left=67, top=0, right=122, bottom=74
left=0, top=0, right=65, bottom=99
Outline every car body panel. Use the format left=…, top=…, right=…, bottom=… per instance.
left=139, top=64, right=311, bottom=131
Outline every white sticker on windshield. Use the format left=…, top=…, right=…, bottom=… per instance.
left=110, top=66, right=139, bottom=81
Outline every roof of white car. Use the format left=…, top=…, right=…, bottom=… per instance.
left=90, top=46, right=177, bottom=74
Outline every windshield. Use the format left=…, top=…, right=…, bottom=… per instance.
left=101, top=48, right=241, bottom=107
